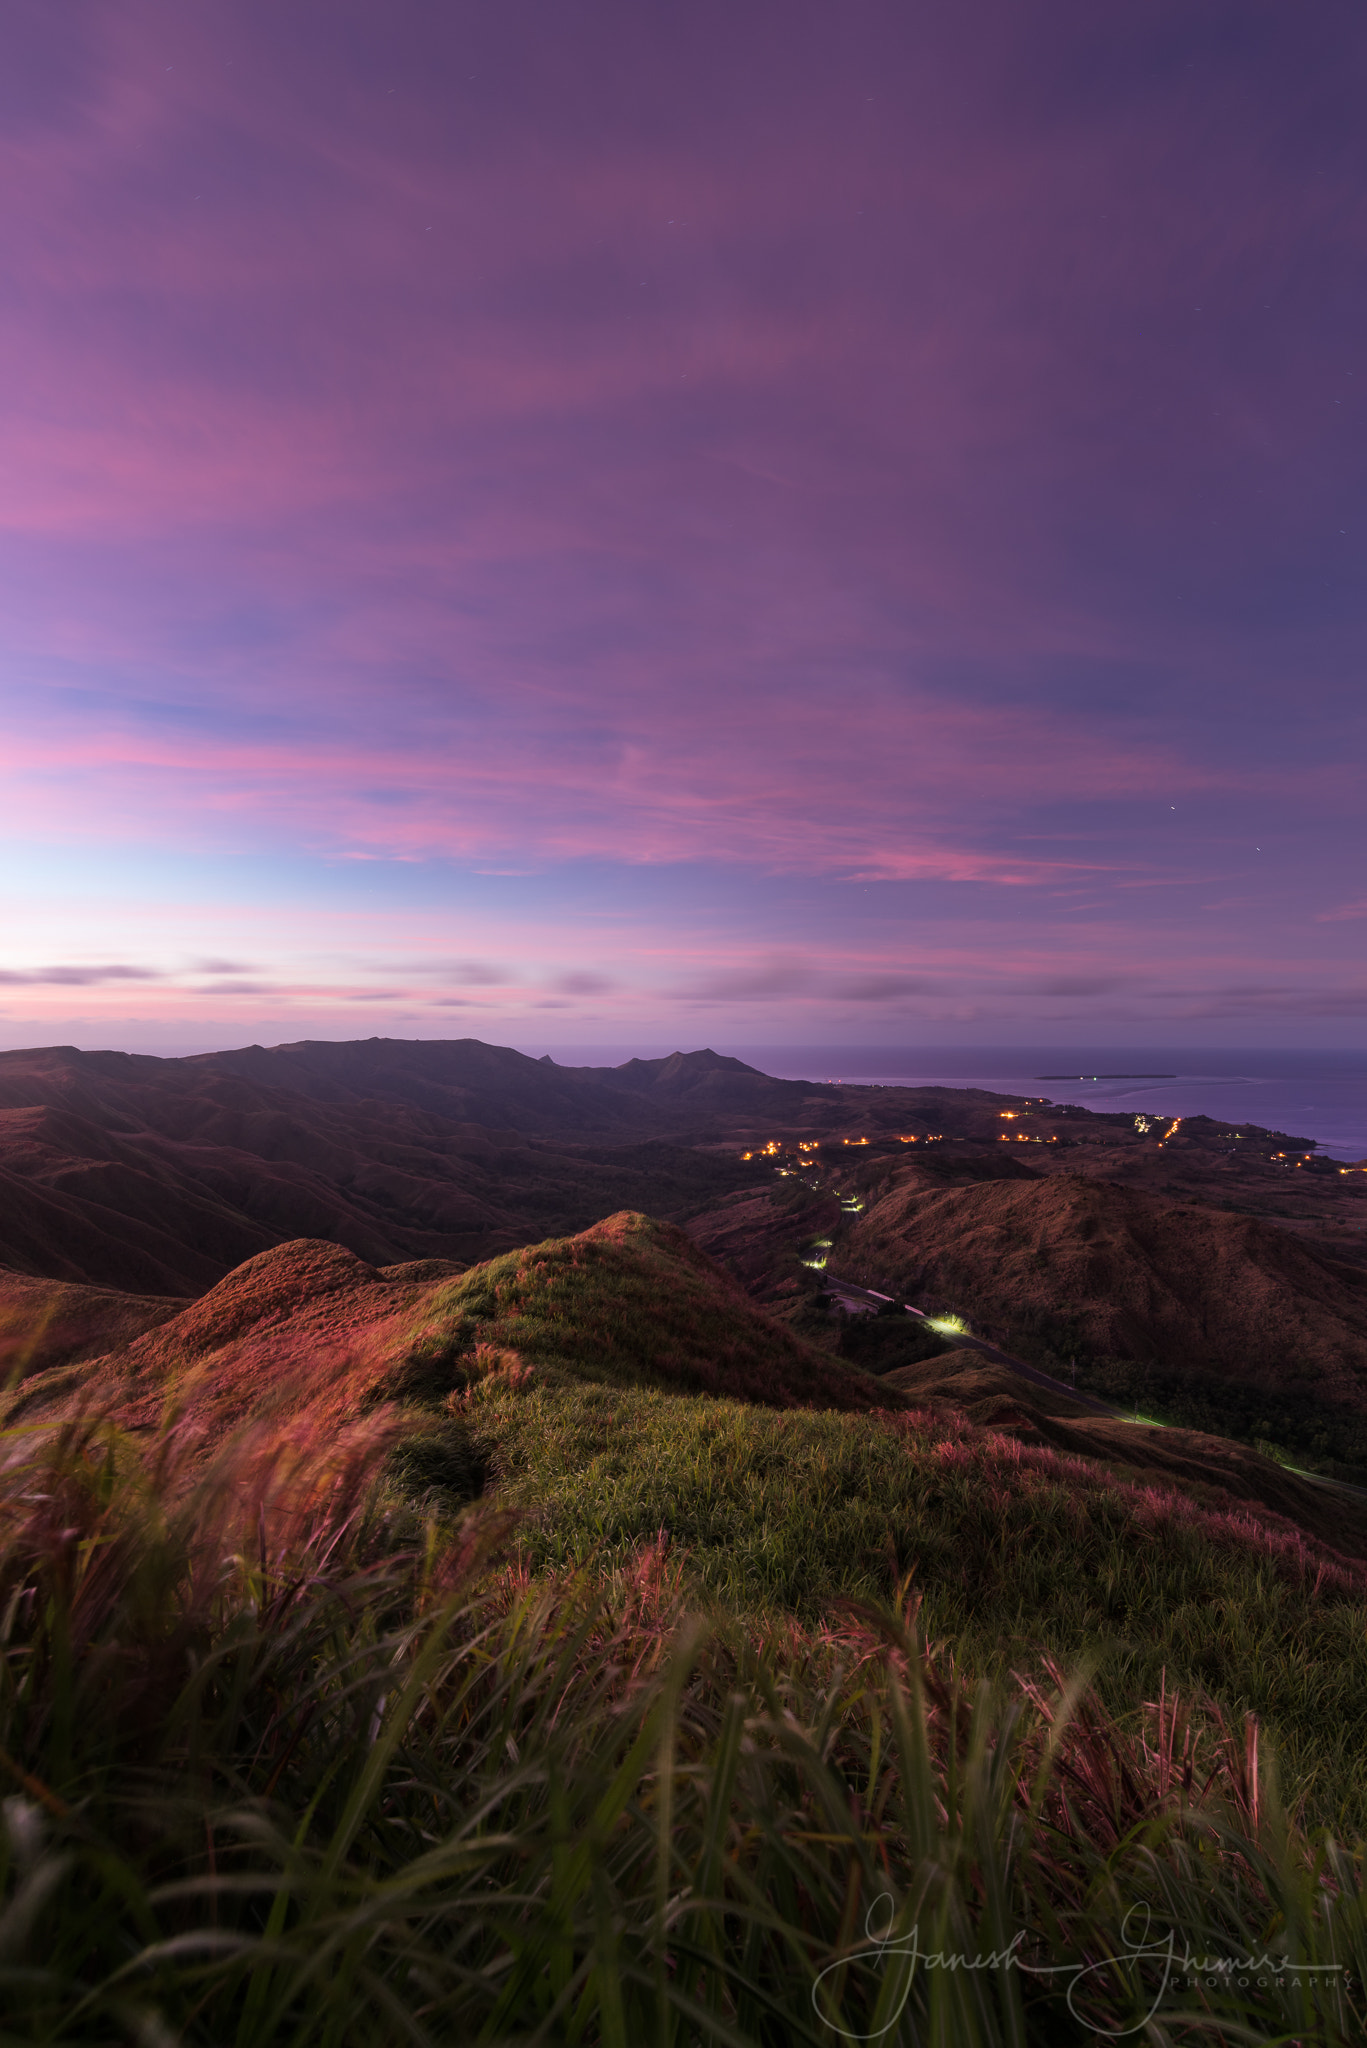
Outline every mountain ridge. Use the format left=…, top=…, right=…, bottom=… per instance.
left=9, top=1214, right=895, bottom=1440
left=0, top=1039, right=790, bottom=1292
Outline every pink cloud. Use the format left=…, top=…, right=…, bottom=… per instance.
left=0, top=692, right=1217, bottom=882
left=0, top=3, right=1361, bottom=1041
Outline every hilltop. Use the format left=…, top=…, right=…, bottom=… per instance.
left=20, top=1189, right=1367, bottom=1581
left=11, top=1212, right=890, bottom=1442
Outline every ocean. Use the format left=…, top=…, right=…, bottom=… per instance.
left=730, top=1048, right=1367, bottom=1162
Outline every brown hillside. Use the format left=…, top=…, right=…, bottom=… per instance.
left=0, top=1267, right=181, bottom=1380
left=881, top=1348, right=1102, bottom=1417
left=0, top=1044, right=776, bottom=1292
left=844, top=1171, right=1367, bottom=1410
left=882, top=1349, right=1367, bottom=1558
left=12, top=1215, right=893, bottom=1441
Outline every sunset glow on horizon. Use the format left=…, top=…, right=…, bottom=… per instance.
left=2, top=1, right=1364, bottom=1056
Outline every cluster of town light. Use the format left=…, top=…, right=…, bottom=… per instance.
left=1133, top=1114, right=1182, bottom=1145
left=745, top=1129, right=964, bottom=1163
left=997, top=1110, right=1056, bottom=1145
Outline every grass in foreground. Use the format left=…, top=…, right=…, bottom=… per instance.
left=3, top=1400, right=1364, bottom=2044
left=473, top=1377, right=1367, bottom=1832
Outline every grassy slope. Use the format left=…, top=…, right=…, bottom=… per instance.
left=0, top=1265, right=181, bottom=1378
left=473, top=1376, right=1367, bottom=1827
left=880, top=1350, right=1367, bottom=1557
left=17, top=1211, right=1367, bottom=1825
left=6, top=1410, right=1363, bottom=2045
left=408, top=1209, right=894, bottom=1409
left=10, top=1212, right=891, bottom=1435
left=842, top=1167, right=1367, bottom=1475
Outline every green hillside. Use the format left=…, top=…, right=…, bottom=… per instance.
left=472, top=1374, right=1367, bottom=1828
left=6, top=1212, right=1367, bottom=2039
left=402, top=1208, right=895, bottom=1410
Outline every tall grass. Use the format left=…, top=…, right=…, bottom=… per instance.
left=2, top=1400, right=1364, bottom=2043
left=477, top=1377, right=1367, bottom=1831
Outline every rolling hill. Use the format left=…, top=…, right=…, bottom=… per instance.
left=10, top=1213, right=892, bottom=1440
left=0, top=1266, right=181, bottom=1380
left=838, top=1165, right=1367, bottom=1477
left=879, top=1347, right=1367, bottom=1558
left=13, top=1196, right=1367, bottom=1838
left=0, top=1040, right=807, bottom=1292
left=843, top=1167, right=1367, bottom=1391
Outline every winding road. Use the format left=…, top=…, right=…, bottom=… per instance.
left=824, top=1272, right=1123, bottom=1416
left=824, top=1271, right=1367, bottom=1503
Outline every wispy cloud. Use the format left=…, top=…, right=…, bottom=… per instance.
left=0, top=964, right=163, bottom=986
left=0, top=4, right=1360, bottom=1044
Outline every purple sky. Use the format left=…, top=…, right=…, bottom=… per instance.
left=1, top=0, right=1364, bottom=1055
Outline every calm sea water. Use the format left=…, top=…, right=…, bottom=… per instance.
left=730, top=1047, right=1367, bottom=1162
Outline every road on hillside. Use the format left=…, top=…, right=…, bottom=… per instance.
left=826, top=1274, right=1156, bottom=1420
left=825, top=1273, right=1367, bottom=1503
